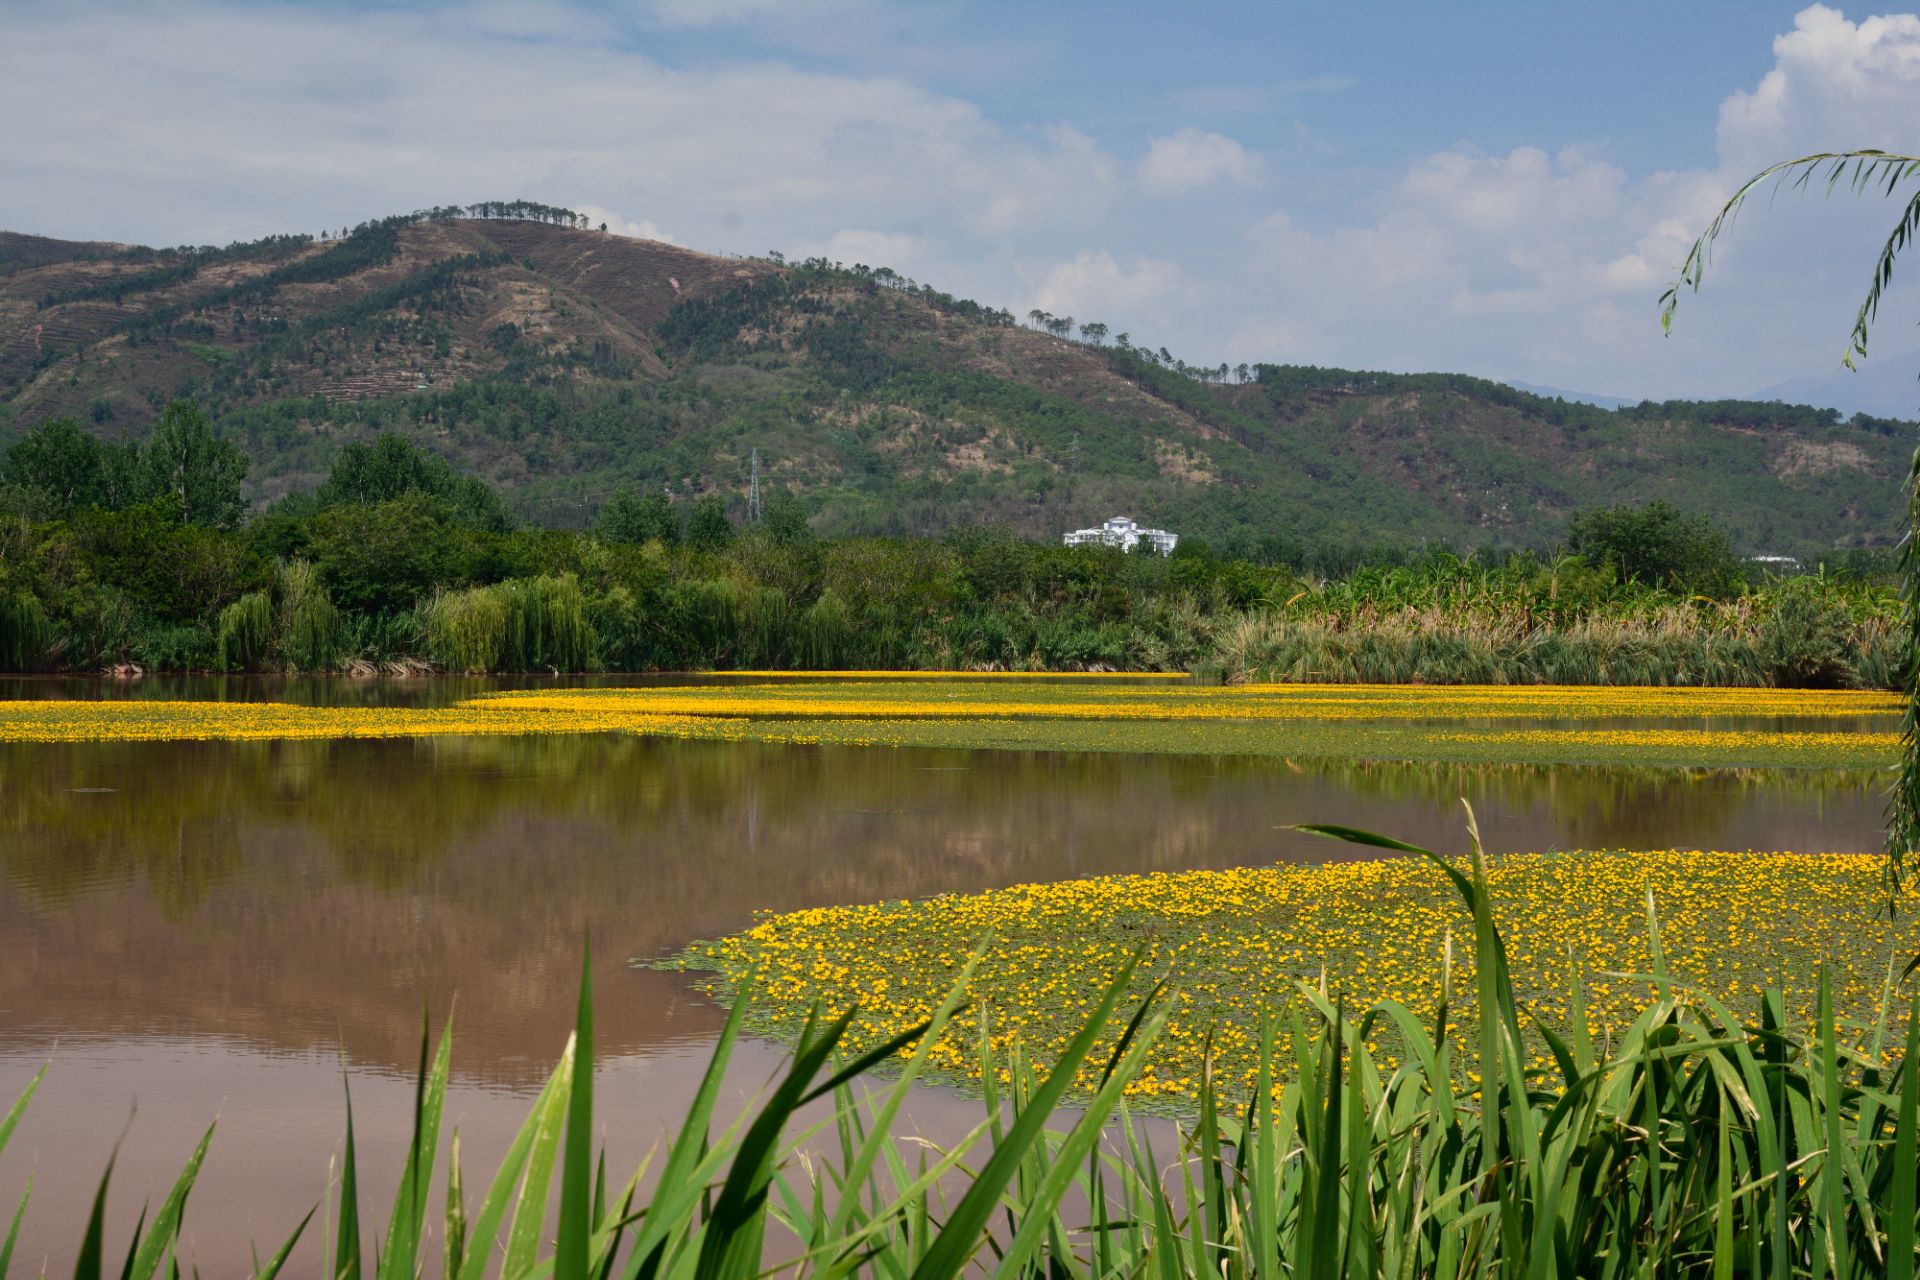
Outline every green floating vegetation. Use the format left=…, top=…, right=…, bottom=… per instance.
left=668, top=710, right=1898, bottom=769
left=488, top=679, right=1899, bottom=770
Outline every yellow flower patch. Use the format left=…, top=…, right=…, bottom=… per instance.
left=0, top=680, right=1895, bottom=769
left=671, top=850, right=1920, bottom=1103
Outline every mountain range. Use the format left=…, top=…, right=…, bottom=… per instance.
left=2, top=209, right=1913, bottom=557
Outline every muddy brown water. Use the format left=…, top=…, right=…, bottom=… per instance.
left=0, top=677, right=1893, bottom=1272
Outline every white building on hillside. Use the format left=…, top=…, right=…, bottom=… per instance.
left=1063, top=516, right=1178, bottom=556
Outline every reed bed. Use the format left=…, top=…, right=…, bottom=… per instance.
left=1218, top=590, right=1898, bottom=689
left=10, top=822, right=1920, bottom=1277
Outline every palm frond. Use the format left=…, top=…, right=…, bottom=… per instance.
left=1659, top=150, right=1920, bottom=367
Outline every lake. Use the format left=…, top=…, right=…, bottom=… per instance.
left=0, top=677, right=1893, bottom=1271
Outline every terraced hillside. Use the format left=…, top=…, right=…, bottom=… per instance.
left=1, top=210, right=1913, bottom=554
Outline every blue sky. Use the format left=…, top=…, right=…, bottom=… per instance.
left=6, top=1, right=1920, bottom=407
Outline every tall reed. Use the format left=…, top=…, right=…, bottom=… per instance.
left=1217, top=592, right=1901, bottom=688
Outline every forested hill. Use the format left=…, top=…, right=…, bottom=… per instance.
left=2, top=207, right=1913, bottom=556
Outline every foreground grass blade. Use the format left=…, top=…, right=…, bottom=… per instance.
left=504, top=1033, right=575, bottom=1279
left=0, top=1066, right=42, bottom=1158
left=250, top=1204, right=315, bottom=1280
left=620, top=974, right=760, bottom=1280
left=0, top=1065, right=44, bottom=1280
left=1893, top=1001, right=1920, bottom=1280
left=336, top=1082, right=362, bottom=1280
left=457, top=1055, right=568, bottom=1280
left=127, top=1123, right=214, bottom=1280
left=908, top=949, right=1145, bottom=1280
left=445, top=1132, right=466, bottom=1280
left=0, top=1173, right=30, bottom=1277
left=558, top=942, right=595, bottom=1280
left=992, top=1002, right=1170, bottom=1279
left=380, top=1013, right=453, bottom=1280
left=693, top=1004, right=866, bottom=1280
left=74, top=1147, right=117, bottom=1280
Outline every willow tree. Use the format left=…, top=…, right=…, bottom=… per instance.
left=1659, top=149, right=1920, bottom=897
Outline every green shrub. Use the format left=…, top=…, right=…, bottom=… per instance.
left=345, top=609, right=424, bottom=666
left=278, top=558, right=343, bottom=671
left=1760, top=577, right=1859, bottom=688
left=0, top=592, right=50, bottom=669
left=423, top=574, right=595, bottom=672
left=497, top=573, right=594, bottom=671
left=795, top=589, right=850, bottom=668
left=134, top=623, right=216, bottom=671
left=214, top=590, right=273, bottom=671
left=423, top=583, right=509, bottom=672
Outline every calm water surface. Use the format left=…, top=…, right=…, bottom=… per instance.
left=0, top=677, right=1892, bottom=1270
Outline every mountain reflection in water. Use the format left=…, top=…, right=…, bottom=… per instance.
left=0, top=732, right=1883, bottom=1079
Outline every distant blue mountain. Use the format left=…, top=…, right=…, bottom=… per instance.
left=1502, top=380, right=1637, bottom=411
left=1753, top=358, right=1920, bottom=421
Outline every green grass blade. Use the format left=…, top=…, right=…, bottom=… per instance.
left=797, top=1018, right=942, bottom=1110
left=458, top=1057, right=566, bottom=1280
left=908, top=950, right=1146, bottom=1280
left=1819, top=965, right=1850, bottom=1280
left=1299, top=1000, right=1346, bottom=1276
left=380, top=1012, right=453, bottom=1280
left=75, top=1147, right=117, bottom=1280
left=0, top=1065, right=44, bottom=1158
left=693, top=1004, right=861, bottom=1280
left=620, top=974, right=757, bottom=1280
left=251, top=1205, right=316, bottom=1280
left=990, top=1005, right=1169, bottom=1280
left=116, top=1204, right=147, bottom=1280
left=128, top=1122, right=214, bottom=1280
left=823, top=953, right=980, bottom=1245
left=336, top=1082, right=362, bottom=1280
left=0, top=1173, right=31, bottom=1277
left=558, top=943, right=596, bottom=1280
left=504, top=1032, right=575, bottom=1279
left=1891, top=1001, right=1919, bottom=1280
left=445, top=1132, right=466, bottom=1280
left=1714, top=1095, right=1734, bottom=1280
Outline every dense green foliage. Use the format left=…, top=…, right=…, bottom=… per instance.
left=1565, top=499, right=1741, bottom=592
left=0, top=416, right=1900, bottom=683
left=1, top=403, right=246, bottom=527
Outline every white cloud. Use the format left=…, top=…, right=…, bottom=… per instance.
left=643, top=0, right=869, bottom=28
left=575, top=205, right=675, bottom=244
left=1136, top=129, right=1261, bottom=196
left=1220, top=5, right=1920, bottom=394
left=1029, top=251, right=1185, bottom=320
left=1719, top=5, right=1920, bottom=170
left=0, top=2, right=1116, bottom=252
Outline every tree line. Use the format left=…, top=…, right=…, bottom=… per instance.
left=0, top=407, right=1896, bottom=682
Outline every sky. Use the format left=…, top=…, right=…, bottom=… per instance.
left=6, top=1, right=1920, bottom=406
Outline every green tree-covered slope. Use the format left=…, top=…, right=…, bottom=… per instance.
left=2, top=209, right=1911, bottom=555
